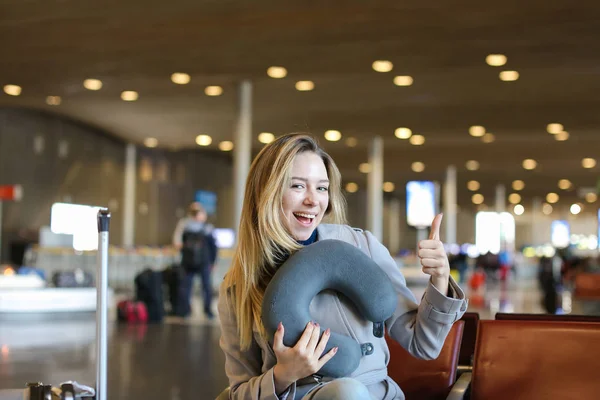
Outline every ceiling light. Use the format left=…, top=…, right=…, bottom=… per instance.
left=482, top=133, right=495, bottom=143
left=512, top=180, right=525, bottom=191
left=570, top=203, right=582, bottom=215
left=195, top=134, right=212, bottom=146
left=514, top=204, right=525, bottom=215
left=508, top=193, right=522, bottom=204
left=295, top=81, right=314, bottom=91
left=542, top=203, right=553, bottom=215
left=46, top=96, right=61, bottom=106
left=345, top=137, right=357, bottom=147
left=409, top=135, right=425, bottom=145
left=144, top=138, right=158, bottom=148
left=258, top=132, right=275, bottom=144
left=218, top=141, right=234, bottom=151
left=547, top=123, right=563, bottom=134
left=359, top=163, right=371, bottom=173
left=324, top=130, right=342, bottom=142
left=121, top=91, right=138, bottom=101
left=465, top=160, right=480, bottom=171
left=372, top=60, right=393, bottom=73
left=582, top=158, right=596, bottom=169
left=472, top=194, right=484, bottom=205
left=394, top=127, right=412, bottom=139
left=3, top=84, right=22, bottom=96
left=393, top=76, right=413, bottom=86
left=467, top=180, right=480, bottom=191
left=383, top=182, right=395, bottom=192
left=546, top=192, right=559, bottom=204
left=585, top=193, right=597, bottom=203
left=83, top=79, right=102, bottom=91
left=205, top=86, right=223, bottom=96
left=486, top=54, right=507, bottom=67
left=345, top=182, right=358, bottom=193
left=555, top=131, right=569, bottom=141
left=522, top=159, right=537, bottom=170
left=267, top=66, right=287, bottom=79
left=469, top=126, right=485, bottom=137
left=171, top=72, right=191, bottom=85
left=499, top=71, right=519, bottom=81
left=411, top=162, right=425, bottom=172
left=558, top=179, right=572, bottom=190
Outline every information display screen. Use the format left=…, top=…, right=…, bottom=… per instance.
left=406, top=181, right=436, bottom=228
left=551, top=220, right=570, bottom=248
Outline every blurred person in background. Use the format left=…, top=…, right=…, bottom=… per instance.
left=537, top=252, right=564, bottom=314
left=172, top=202, right=218, bottom=319
left=449, top=252, right=468, bottom=284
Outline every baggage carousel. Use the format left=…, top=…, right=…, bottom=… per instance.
left=0, top=274, right=114, bottom=313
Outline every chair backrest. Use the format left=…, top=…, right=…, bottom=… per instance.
left=574, top=273, right=600, bottom=300
left=458, top=312, right=479, bottom=366
left=471, top=320, right=600, bottom=400
left=495, top=312, right=600, bottom=323
left=387, top=321, right=464, bottom=400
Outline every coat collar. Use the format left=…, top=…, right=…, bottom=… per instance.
left=316, top=223, right=359, bottom=242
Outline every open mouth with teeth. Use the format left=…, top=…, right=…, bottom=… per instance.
left=293, top=212, right=317, bottom=226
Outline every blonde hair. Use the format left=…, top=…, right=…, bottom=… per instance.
left=224, top=133, right=347, bottom=350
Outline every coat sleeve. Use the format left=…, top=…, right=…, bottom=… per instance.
left=362, top=230, right=468, bottom=360
left=217, top=282, right=298, bottom=400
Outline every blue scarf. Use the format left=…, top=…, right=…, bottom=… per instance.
left=297, top=229, right=318, bottom=246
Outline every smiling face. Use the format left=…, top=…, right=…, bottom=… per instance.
left=281, top=151, right=330, bottom=241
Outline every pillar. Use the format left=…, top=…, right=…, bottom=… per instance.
left=367, top=136, right=384, bottom=241
left=444, top=165, right=457, bottom=244
left=122, top=143, right=136, bottom=247
left=233, top=80, right=253, bottom=237
left=495, top=184, right=506, bottom=213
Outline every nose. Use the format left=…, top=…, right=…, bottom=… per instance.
left=303, top=188, right=317, bottom=206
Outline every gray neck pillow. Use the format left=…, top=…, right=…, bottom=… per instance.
left=261, top=239, right=398, bottom=378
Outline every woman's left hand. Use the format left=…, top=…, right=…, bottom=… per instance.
left=418, top=213, right=450, bottom=295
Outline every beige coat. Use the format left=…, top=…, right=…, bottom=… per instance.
left=217, top=224, right=468, bottom=400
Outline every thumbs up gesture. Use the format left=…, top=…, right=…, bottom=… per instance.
left=418, top=213, right=450, bottom=294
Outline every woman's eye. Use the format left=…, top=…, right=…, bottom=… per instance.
left=318, top=187, right=329, bottom=192
left=292, top=184, right=304, bottom=189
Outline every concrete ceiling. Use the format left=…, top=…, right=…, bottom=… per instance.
left=1, top=1, right=600, bottom=212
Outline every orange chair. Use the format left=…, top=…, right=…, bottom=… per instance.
left=458, top=312, right=479, bottom=369
left=574, top=273, right=600, bottom=300
left=386, top=321, right=464, bottom=400
left=495, top=312, right=600, bottom=323
left=448, top=320, right=600, bottom=399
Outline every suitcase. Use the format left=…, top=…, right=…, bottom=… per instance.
left=0, top=209, right=111, bottom=400
left=16, top=266, right=46, bottom=281
left=52, top=269, right=95, bottom=288
left=134, top=268, right=164, bottom=323
left=162, top=264, right=187, bottom=317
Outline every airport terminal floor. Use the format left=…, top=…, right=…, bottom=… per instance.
left=0, top=276, right=571, bottom=400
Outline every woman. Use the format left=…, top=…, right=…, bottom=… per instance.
left=218, top=133, right=467, bottom=399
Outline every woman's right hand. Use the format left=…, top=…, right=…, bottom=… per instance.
left=272, top=321, right=338, bottom=393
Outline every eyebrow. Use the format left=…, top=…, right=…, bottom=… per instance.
left=291, top=177, right=330, bottom=183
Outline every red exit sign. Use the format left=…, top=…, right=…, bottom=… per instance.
left=0, top=185, right=23, bottom=201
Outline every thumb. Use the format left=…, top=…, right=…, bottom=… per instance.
left=429, top=213, right=443, bottom=241
left=272, top=322, right=285, bottom=352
